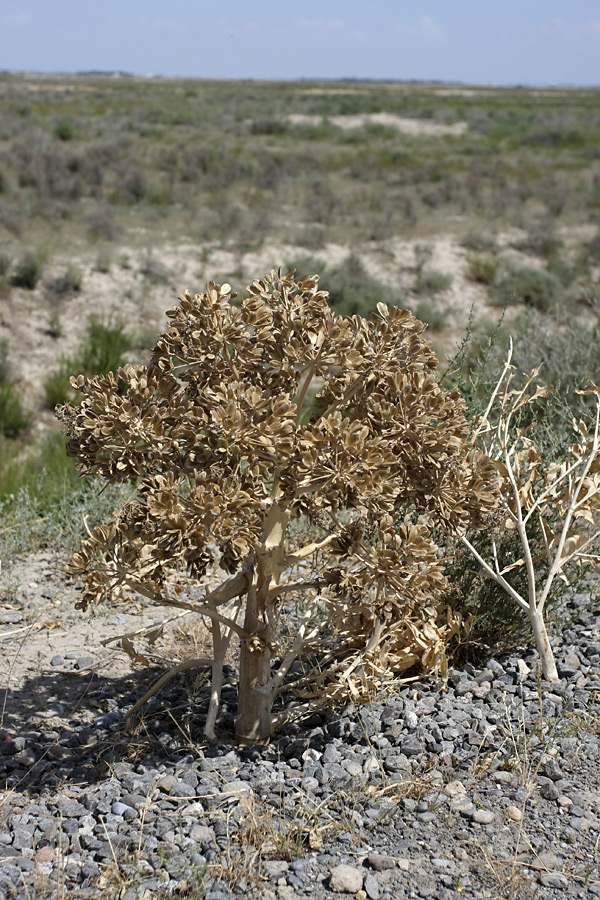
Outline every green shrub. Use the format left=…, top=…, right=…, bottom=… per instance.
left=285, top=254, right=397, bottom=317
left=0, top=340, right=9, bottom=383
left=48, top=264, right=83, bottom=295
left=410, top=300, right=448, bottom=332
left=80, top=316, right=133, bottom=377
left=47, top=315, right=63, bottom=339
left=53, top=118, right=76, bottom=141
left=440, top=317, right=578, bottom=660
left=94, top=248, right=112, bottom=273
left=514, top=224, right=563, bottom=259
left=465, top=252, right=499, bottom=285
left=44, top=317, right=134, bottom=410
left=581, top=227, right=600, bottom=265
left=11, top=250, right=42, bottom=289
left=0, top=381, right=29, bottom=438
left=44, top=357, right=73, bottom=409
left=461, top=231, right=497, bottom=252
left=0, top=431, right=131, bottom=559
left=491, top=265, right=564, bottom=312
left=0, top=341, right=28, bottom=438
left=547, top=257, right=581, bottom=288
left=414, top=269, right=453, bottom=294
left=249, top=119, right=288, bottom=135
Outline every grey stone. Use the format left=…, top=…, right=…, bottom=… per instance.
left=364, top=872, right=379, bottom=900
left=50, top=655, right=64, bottom=666
left=11, top=828, right=33, bottom=850
left=455, top=679, right=478, bottom=696
left=539, top=873, right=568, bottom=889
left=417, top=811, right=437, bottom=823
left=404, top=711, right=418, bottom=729
left=542, top=758, right=563, bottom=780
left=262, top=860, right=289, bottom=880
left=75, top=656, right=94, bottom=670
left=190, top=825, right=216, bottom=845
left=400, top=735, right=423, bottom=757
left=367, top=852, right=395, bottom=871
left=472, top=809, right=495, bottom=824
left=329, top=863, right=364, bottom=893
left=540, top=781, right=560, bottom=801
left=155, top=775, right=178, bottom=793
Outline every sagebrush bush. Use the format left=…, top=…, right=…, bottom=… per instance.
left=461, top=231, right=497, bottom=252
left=465, top=252, right=499, bottom=285
left=139, top=255, right=171, bottom=284
left=514, top=224, right=563, bottom=259
left=410, top=300, right=448, bottom=332
left=53, top=118, right=76, bottom=141
left=48, top=264, right=83, bottom=296
left=11, top=250, right=42, bottom=289
left=414, top=269, right=453, bottom=295
left=491, top=265, right=564, bottom=312
left=284, top=254, right=396, bottom=318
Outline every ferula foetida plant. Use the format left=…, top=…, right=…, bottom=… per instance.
left=58, top=269, right=500, bottom=744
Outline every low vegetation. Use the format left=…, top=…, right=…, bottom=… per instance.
left=44, top=315, right=134, bottom=409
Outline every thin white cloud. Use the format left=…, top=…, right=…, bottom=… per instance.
left=418, top=15, right=445, bottom=42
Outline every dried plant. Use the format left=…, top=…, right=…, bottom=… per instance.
left=58, top=269, right=499, bottom=744
left=458, top=339, right=600, bottom=681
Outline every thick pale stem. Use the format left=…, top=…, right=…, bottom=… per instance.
left=204, top=617, right=226, bottom=741
left=235, top=555, right=275, bottom=744
left=528, top=608, right=559, bottom=682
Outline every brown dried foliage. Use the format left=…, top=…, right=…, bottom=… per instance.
left=58, top=269, right=500, bottom=742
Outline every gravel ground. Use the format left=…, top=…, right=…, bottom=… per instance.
left=0, top=556, right=599, bottom=900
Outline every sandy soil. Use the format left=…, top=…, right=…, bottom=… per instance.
left=3, top=225, right=595, bottom=418
left=286, top=113, right=468, bottom=136
left=0, top=550, right=217, bottom=734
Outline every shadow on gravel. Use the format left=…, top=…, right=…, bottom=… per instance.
left=0, top=663, right=246, bottom=794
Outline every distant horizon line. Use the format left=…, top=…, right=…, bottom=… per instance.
left=2, top=69, right=599, bottom=90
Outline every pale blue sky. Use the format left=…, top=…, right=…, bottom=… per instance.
left=1, top=1, right=599, bottom=85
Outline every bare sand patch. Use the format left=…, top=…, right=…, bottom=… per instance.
left=287, top=112, right=467, bottom=136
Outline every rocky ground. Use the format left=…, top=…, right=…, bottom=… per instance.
left=0, top=553, right=599, bottom=900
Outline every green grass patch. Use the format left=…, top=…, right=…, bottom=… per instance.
left=43, top=316, right=134, bottom=410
